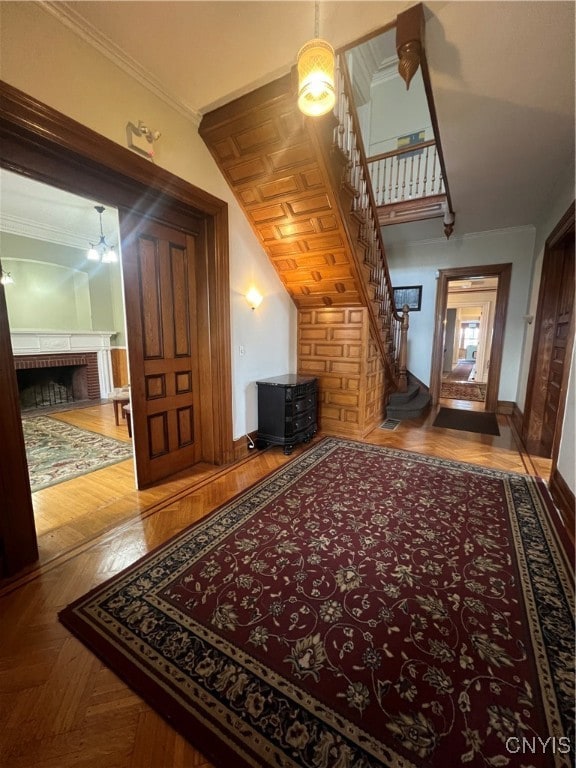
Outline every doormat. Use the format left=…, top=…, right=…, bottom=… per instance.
left=433, top=407, right=500, bottom=435
left=59, top=438, right=573, bottom=767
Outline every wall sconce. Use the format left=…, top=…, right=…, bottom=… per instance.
left=0, top=268, right=14, bottom=286
left=126, top=120, right=161, bottom=160
left=246, top=287, right=263, bottom=310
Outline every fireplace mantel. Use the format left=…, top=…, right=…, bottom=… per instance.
left=10, top=331, right=116, bottom=397
left=10, top=330, right=115, bottom=355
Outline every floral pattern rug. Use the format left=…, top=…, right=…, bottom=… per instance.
left=440, top=381, right=487, bottom=402
left=22, top=415, right=133, bottom=492
left=59, top=438, right=574, bottom=767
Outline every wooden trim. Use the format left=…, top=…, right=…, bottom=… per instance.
left=496, top=401, right=514, bottom=415
left=378, top=194, right=446, bottom=226
left=522, top=201, right=575, bottom=463
left=431, top=264, right=512, bottom=411
left=511, top=403, right=524, bottom=437
left=0, top=80, right=234, bottom=571
left=233, top=431, right=259, bottom=461
left=549, top=466, right=576, bottom=548
left=0, top=268, right=38, bottom=576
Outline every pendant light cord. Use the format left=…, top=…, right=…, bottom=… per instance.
left=314, top=0, right=319, bottom=38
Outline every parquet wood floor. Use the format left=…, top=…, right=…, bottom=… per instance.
left=0, top=401, right=554, bottom=767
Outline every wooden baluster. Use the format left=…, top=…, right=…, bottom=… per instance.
left=400, top=154, right=407, bottom=200
left=409, top=154, right=415, bottom=198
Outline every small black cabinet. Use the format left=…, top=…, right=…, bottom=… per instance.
left=256, top=375, right=317, bottom=454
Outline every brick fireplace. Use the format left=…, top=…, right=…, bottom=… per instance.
left=15, top=353, right=100, bottom=410
left=11, top=331, right=115, bottom=411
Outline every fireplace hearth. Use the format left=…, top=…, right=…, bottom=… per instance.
left=18, top=366, right=82, bottom=410
left=14, top=353, right=100, bottom=412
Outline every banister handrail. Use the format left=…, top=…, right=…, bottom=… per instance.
left=333, top=54, right=407, bottom=390
left=337, top=57, right=403, bottom=324
left=366, top=139, right=436, bottom=164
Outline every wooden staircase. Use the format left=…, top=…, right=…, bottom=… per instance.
left=199, top=64, right=409, bottom=439
left=386, top=377, right=431, bottom=421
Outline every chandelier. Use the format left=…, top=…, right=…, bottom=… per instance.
left=87, top=205, right=117, bottom=263
left=297, top=1, right=335, bottom=117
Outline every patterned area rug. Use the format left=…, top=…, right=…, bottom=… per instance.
left=440, top=381, right=487, bottom=402
left=59, top=438, right=574, bottom=768
left=22, top=415, right=133, bottom=492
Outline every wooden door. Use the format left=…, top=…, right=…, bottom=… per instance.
left=541, top=238, right=574, bottom=452
left=523, top=203, right=575, bottom=457
left=121, top=214, right=202, bottom=487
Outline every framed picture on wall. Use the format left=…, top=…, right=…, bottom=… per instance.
left=393, top=285, right=422, bottom=312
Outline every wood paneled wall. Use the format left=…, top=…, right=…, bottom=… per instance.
left=298, top=307, right=386, bottom=438
left=111, top=348, right=129, bottom=388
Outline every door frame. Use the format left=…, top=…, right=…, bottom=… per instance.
left=430, top=263, right=512, bottom=411
left=0, top=81, right=233, bottom=575
left=522, top=201, right=575, bottom=461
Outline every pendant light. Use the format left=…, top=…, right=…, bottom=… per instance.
left=297, top=1, right=336, bottom=117
left=87, top=205, right=117, bottom=263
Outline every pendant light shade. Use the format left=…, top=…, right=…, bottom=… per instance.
left=297, top=39, right=336, bottom=117
left=297, top=2, right=335, bottom=117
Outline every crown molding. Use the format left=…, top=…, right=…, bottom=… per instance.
left=0, top=213, right=88, bottom=250
left=39, top=1, right=202, bottom=128
left=372, top=55, right=401, bottom=87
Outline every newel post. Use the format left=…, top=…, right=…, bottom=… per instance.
left=398, top=304, right=410, bottom=392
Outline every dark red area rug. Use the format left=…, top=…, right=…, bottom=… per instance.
left=59, top=438, right=574, bottom=767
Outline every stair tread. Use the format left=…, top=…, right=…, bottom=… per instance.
left=386, top=391, right=431, bottom=420
left=388, top=382, right=420, bottom=404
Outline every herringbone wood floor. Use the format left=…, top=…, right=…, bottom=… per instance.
left=0, top=400, right=554, bottom=767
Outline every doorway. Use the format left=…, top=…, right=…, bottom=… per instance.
left=522, top=202, right=575, bottom=459
left=1, top=169, right=135, bottom=494
left=431, top=264, right=512, bottom=412
left=440, top=277, right=499, bottom=406
left=0, top=81, right=233, bottom=576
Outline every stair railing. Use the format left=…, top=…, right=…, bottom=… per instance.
left=367, top=141, right=445, bottom=206
left=333, top=55, right=408, bottom=392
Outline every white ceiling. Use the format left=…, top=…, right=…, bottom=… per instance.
left=0, top=1, right=574, bottom=249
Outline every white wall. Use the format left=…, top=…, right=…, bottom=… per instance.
left=0, top=2, right=297, bottom=441
left=368, top=69, right=431, bottom=156
left=386, top=226, right=536, bottom=401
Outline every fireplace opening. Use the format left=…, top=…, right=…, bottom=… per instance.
left=17, top=365, right=89, bottom=411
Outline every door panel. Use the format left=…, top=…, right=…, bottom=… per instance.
left=523, top=203, right=575, bottom=459
left=540, top=238, right=574, bottom=453
left=121, top=214, right=201, bottom=487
